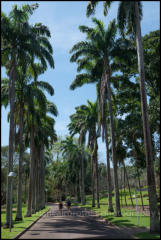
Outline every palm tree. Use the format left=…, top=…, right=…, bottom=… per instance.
left=25, top=84, right=57, bottom=216
left=35, top=103, right=58, bottom=211
left=70, top=56, right=114, bottom=212
left=69, top=18, right=121, bottom=216
left=1, top=3, right=39, bottom=228
left=69, top=100, right=100, bottom=208
left=68, top=114, right=86, bottom=205
left=86, top=1, right=160, bottom=232
left=61, top=136, right=82, bottom=200
left=2, top=2, right=55, bottom=227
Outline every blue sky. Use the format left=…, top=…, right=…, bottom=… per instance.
left=1, top=1, right=160, bottom=164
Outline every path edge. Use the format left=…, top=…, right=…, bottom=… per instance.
left=13, top=207, right=50, bottom=239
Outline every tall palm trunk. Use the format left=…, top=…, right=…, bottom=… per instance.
left=81, top=148, right=86, bottom=205
left=91, top=142, right=95, bottom=207
left=40, top=144, right=45, bottom=209
left=120, top=167, right=123, bottom=207
left=123, top=163, right=134, bottom=208
left=94, top=138, right=100, bottom=208
left=25, top=126, right=34, bottom=217
left=104, top=57, right=121, bottom=217
left=24, top=172, right=28, bottom=204
left=104, top=120, right=113, bottom=212
left=15, top=103, right=24, bottom=221
left=79, top=167, right=83, bottom=204
left=31, top=144, right=36, bottom=214
left=135, top=2, right=160, bottom=232
left=123, top=164, right=127, bottom=207
left=35, top=148, right=39, bottom=212
left=136, top=166, right=144, bottom=211
left=4, top=58, right=16, bottom=228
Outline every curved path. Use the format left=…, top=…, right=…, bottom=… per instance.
left=18, top=203, right=135, bottom=239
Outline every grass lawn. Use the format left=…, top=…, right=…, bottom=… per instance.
left=134, top=232, right=160, bottom=239
left=74, top=189, right=160, bottom=239
left=1, top=204, right=49, bottom=239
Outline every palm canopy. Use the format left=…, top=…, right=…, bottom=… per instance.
left=1, top=3, right=54, bottom=74
left=70, top=17, right=117, bottom=64
left=68, top=100, right=98, bottom=148
left=86, top=1, right=142, bottom=37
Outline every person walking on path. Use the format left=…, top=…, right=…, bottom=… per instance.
left=66, top=199, right=71, bottom=211
left=58, top=201, right=63, bottom=215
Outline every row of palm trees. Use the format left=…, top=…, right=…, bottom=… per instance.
left=66, top=1, right=159, bottom=233
left=1, top=4, right=58, bottom=227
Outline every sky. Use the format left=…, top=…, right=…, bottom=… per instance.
left=1, top=1, right=160, bottom=164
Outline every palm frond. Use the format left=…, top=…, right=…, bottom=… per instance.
left=69, top=41, right=92, bottom=54
left=103, top=1, right=113, bottom=16
left=46, top=101, right=58, bottom=117
left=36, top=81, right=54, bottom=96
left=70, top=73, right=95, bottom=90
left=105, top=19, right=117, bottom=46
left=86, top=1, right=99, bottom=17
left=92, top=18, right=105, bottom=38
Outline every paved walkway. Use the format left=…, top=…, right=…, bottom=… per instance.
left=18, top=203, right=138, bottom=239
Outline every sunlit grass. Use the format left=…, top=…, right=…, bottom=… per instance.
left=74, top=190, right=160, bottom=239
left=1, top=204, right=49, bottom=239
left=74, top=188, right=152, bottom=228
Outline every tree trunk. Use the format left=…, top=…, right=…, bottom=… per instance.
left=35, top=147, right=39, bottom=212
left=79, top=167, right=82, bottom=204
left=77, top=174, right=81, bottom=203
left=95, top=139, right=100, bottom=208
left=81, top=148, right=86, bottom=205
left=123, top=164, right=127, bottom=207
left=104, top=57, right=121, bottom=216
left=91, top=148, right=95, bottom=207
left=25, top=126, right=34, bottom=217
left=135, top=2, right=160, bottom=233
left=24, top=172, right=28, bottom=204
left=120, top=167, right=123, bottom=208
left=40, top=144, right=45, bottom=209
left=4, top=59, right=16, bottom=228
left=104, top=120, right=113, bottom=212
left=15, top=104, right=24, bottom=221
left=136, top=166, right=144, bottom=211
left=31, top=146, right=36, bottom=214
left=124, top=163, right=134, bottom=208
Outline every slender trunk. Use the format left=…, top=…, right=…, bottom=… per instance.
left=104, top=120, right=113, bottom=212
left=25, top=126, right=34, bottom=217
left=77, top=174, right=81, bottom=202
left=95, top=139, right=100, bottom=208
left=40, top=144, right=45, bottom=209
left=91, top=145, right=95, bottom=207
left=31, top=145, right=36, bottom=214
left=124, top=163, right=134, bottom=208
left=24, top=172, right=28, bottom=204
left=75, top=182, right=78, bottom=202
left=104, top=58, right=121, bottom=216
left=123, top=164, right=127, bottom=207
left=136, top=166, right=144, bottom=211
left=15, top=104, right=24, bottom=221
left=120, top=167, right=123, bottom=208
left=79, top=167, right=82, bottom=203
left=35, top=148, right=39, bottom=212
left=4, top=58, right=16, bottom=228
left=135, top=2, right=160, bottom=232
left=81, top=148, right=86, bottom=205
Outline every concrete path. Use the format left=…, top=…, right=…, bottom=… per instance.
left=18, top=203, right=135, bottom=239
